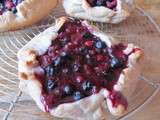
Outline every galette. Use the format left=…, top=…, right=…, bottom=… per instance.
left=18, top=17, right=142, bottom=120
left=0, top=0, right=58, bottom=32
left=63, top=0, right=130, bottom=23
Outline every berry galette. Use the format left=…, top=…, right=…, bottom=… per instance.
left=18, top=17, right=142, bottom=120
left=0, top=0, right=58, bottom=32
left=63, top=0, right=129, bottom=23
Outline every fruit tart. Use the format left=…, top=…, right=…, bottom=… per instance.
left=63, top=0, right=130, bottom=23
left=18, top=17, right=142, bottom=120
left=0, top=0, right=58, bottom=32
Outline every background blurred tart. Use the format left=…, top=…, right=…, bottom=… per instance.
left=63, top=0, right=129, bottom=23
left=0, top=0, right=58, bottom=32
left=18, top=17, right=143, bottom=120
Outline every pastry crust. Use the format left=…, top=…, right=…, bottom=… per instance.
left=63, top=0, right=130, bottom=23
left=18, top=17, right=143, bottom=120
left=0, top=0, right=58, bottom=32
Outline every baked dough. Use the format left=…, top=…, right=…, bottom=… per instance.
left=18, top=17, right=142, bottom=120
left=63, top=0, right=130, bottom=23
left=0, top=0, right=58, bottom=32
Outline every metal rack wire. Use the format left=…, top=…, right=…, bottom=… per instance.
left=0, top=2, right=160, bottom=120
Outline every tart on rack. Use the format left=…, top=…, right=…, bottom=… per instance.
left=18, top=17, right=142, bottom=120
left=0, top=0, right=58, bottom=32
left=63, top=0, right=130, bottom=23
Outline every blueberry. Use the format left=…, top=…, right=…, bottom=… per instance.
left=73, top=91, right=84, bottom=101
left=110, top=57, right=124, bottom=68
left=104, top=70, right=115, bottom=81
left=61, top=52, right=72, bottom=61
left=45, top=66, right=57, bottom=77
left=47, top=79, right=57, bottom=91
left=86, top=54, right=94, bottom=64
left=83, top=32, right=93, bottom=39
left=62, top=36, right=70, bottom=43
left=82, top=81, right=94, bottom=91
left=61, top=52, right=68, bottom=57
left=63, top=84, right=74, bottom=95
left=79, top=47, right=88, bottom=55
left=8, top=8, right=12, bottom=11
left=12, top=7, right=17, bottom=13
left=95, top=41, right=106, bottom=49
left=12, top=0, right=17, bottom=5
left=54, top=57, right=61, bottom=66
left=0, top=3, right=3, bottom=9
left=73, top=64, right=81, bottom=72
left=96, top=0, right=106, bottom=6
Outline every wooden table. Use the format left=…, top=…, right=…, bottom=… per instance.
left=131, top=0, right=160, bottom=120
left=136, top=0, right=160, bottom=25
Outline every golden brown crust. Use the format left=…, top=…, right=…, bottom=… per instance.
left=19, top=72, right=28, bottom=80
left=25, top=50, right=39, bottom=67
left=0, top=0, right=58, bottom=32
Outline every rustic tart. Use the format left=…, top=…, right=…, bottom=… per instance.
left=18, top=17, right=142, bottom=120
left=0, top=0, right=58, bottom=32
left=63, top=0, right=129, bottom=23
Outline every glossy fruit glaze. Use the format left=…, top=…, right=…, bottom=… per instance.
left=0, top=0, right=24, bottom=15
left=87, top=0, right=117, bottom=10
left=36, top=19, right=134, bottom=112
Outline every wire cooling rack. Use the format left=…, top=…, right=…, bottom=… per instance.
left=0, top=2, right=160, bottom=120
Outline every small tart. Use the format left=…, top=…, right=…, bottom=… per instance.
left=18, top=17, right=143, bottom=120
left=63, top=0, right=129, bottom=23
left=0, top=0, right=58, bottom=32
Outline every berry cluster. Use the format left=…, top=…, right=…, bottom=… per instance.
left=87, top=0, right=117, bottom=10
left=37, top=19, right=128, bottom=110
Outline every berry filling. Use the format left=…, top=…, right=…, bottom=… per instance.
left=36, top=19, right=135, bottom=112
left=0, top=0, right=24, bottom=15
left=86, top=0, right=117, bottom=10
